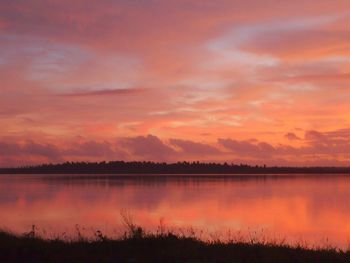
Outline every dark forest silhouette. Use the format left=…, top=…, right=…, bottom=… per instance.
left=1, top=161, right=350, bottom=174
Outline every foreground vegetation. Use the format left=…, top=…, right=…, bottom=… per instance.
left=1, top=228, right=350, bottom=263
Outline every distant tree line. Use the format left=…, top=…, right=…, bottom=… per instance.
left=1, top=161, right=350, bottom=174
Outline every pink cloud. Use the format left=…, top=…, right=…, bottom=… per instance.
left=169, top=138, right=222, bottom=156
left=2, top=129, right=350, bottom=167
left=218, top=138, right=277, bottom=157
left=285, top=133, right=301, bottom=141
left=0, top=141, right=62, bottom=166
left=64, top=141, right=127, bottom=159
left=119, top=135, right=177, bottom=161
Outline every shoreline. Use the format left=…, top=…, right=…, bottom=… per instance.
left=0, top=230, right=349, bottom=263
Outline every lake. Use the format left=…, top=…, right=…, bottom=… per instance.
left=1, top=174, right=350, bottom=248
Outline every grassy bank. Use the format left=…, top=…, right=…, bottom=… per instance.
left=1, top=229, right=350, bottom=263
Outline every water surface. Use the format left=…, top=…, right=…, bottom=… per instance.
left=1, top=174, right=350, bottom=248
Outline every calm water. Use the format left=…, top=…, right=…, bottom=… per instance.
left=1, top=174, right=350, bottom=248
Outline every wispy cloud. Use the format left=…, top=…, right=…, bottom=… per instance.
left=60, top=88, right=147, bottom=97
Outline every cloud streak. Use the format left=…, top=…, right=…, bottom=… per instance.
left=60, top=88, right=147, bottom=97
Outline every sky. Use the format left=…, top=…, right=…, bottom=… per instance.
left=1, top=0, right=350, bottom=167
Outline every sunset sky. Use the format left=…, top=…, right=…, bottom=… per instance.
left=1, top=0, right=350, bottom=166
